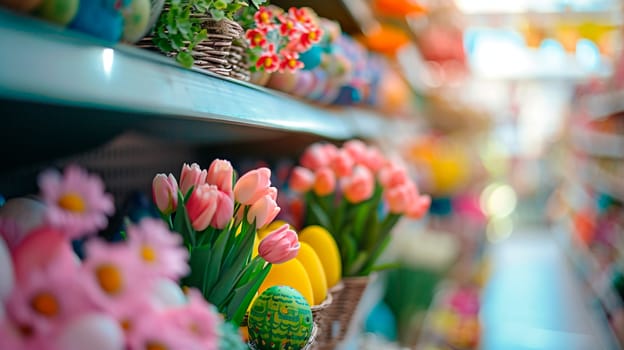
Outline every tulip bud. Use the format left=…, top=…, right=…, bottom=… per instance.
left=300, top=143, right=331, bottom=170
left=233, top=168, right=272, bottom=205
left=343, top=140, right=368, bottom=163
left=207, top=159, right=234, bottom=197
left=342, top=165, right=374, bottom=204
left=289, top=167, right=314, bottom=193
left=331, top=149, right=354, bottom=178
left=313, top=168, right=336, bottom=196
left=179, top=163, right=207, bottom=196
left=385, top=183, right=414, bottom=214
left=247, top=195, right=281, bottom=229
left=210, top=190, right=234, bottom=229
left=152, top=174, right=178, bottom=215
left=186, top=184, right=219, bottom=231
left=362, top=146, right=386, bottom=173
left=406, top=195, right=431, bottom=219
left=258, top=224, right=300, bottom=264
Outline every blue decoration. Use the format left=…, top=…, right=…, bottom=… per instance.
left=429, top=196, right=453, bottom=217
left=365, top=301, right=397, bottom=341
left=300, top=45, right=324, bottom=70
left=69, top=0, right=130, bottom=42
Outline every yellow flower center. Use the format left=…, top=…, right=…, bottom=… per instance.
left=287, top=21, right=294, bottom=30
left=190, top=323, right=201, bottom=335
left=264, top=57, right=273, bottom=67
left=254, top=34, right=263, bottom=45
left=121, top=319, right=132, bottom=332
left=57, top=192, right=86, bottom=212
left=96, top=264, right=124, bottom=295
left=146, top=342, right=168, bottom=350
left=260, top=12, right=269, bottom=23
left=141, top=245, right=157, bottom=263
left=309, top=31, right=317, bottom=40
left=30, top=292, right=59, bottom=317
left=289, top=59, right=297, bottom=68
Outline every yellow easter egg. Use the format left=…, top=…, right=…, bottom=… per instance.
left=296, top=242, right=328, bottom=305
left=298, top=225, right=342, bottom=288
left=258, top=259, right=314, bottom=306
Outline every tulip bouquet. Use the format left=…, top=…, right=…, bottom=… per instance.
left=243, top=6, right=323, bottom=73
left=0, top=165, right=231, bottom=350
left=289, top=140, right=431, bottom=276
left=152, top=160, right=300, bottom=326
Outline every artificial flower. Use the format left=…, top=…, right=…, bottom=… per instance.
left=186, top=184, right=220, bottom=231
left=179, top=163, right=207, bottom=196
left=255, top=45, right=280, bottom=73
left=279, top=50, right=304, bottom=72
left=125, top=218, right=189, bottom=280
left=38, top=165, right=114, bottom=239
left=313, top=167, right=336, bottom=196
left=206, top=159, right=234, bottom=197
left=257, top=224, right=300, bottom=264
left=233, top=167, right=272, bottom=205
left=245, top=28, right=267, bottom=49
left=152, top=174, right=178, bottom=216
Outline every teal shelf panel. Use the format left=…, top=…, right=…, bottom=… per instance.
left=0, top=9, right=389, bottom=145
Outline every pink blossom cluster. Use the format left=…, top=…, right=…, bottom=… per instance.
left=245, top=7, right=323, bottom=73
left=0, top=166, right=220, bottom=350
left=290, top=140, right=431, bottom=219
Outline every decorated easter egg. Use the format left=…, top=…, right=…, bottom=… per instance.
left=248, top=286, right=313, bottom=350
left=36, top=0, right=79, bottom=25
left=299, top=45, right=323, bottom=70
left=0, top=0, right=43, bottom=12
left=122, top=0, right=151, bottom=43
left=57, top=313, right=124, bottom=350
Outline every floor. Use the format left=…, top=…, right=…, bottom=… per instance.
left=481, top=226, right=620, bottom=350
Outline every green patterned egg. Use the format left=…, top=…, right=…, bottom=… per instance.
left=248, top=286, right=313, bottom=350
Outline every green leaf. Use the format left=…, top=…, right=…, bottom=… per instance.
left=203, top=229, right=231, bottom=292
left=341, top=234, right=357, bottom=274
left=177, top=51, right=194, bottom=68
left=347, top=251, right=369, bottom=276
left=223, top=221, right=255, bottom=269
left=227, top=263, right=272, bottom=325
left=173, top=191, right=194, bottom=246
left=308, top=201, right=331, bottom=230
left=182, top=245, right=212, bottom=293
left=210, top=8, right=225, bottom=20
left=360, top=234, right=394, bottom=275
left=214, top=0, right=227, bottom=10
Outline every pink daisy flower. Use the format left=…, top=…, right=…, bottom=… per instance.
left=81, top=239, right=146, bottom=312
left=246, top=28, right=268, bottom=49
left=6, top=253, right=91, bottom=337
left=125, top=218, right=189, bottom=280
left=279, top=50, right=304, bottom=73
left=165, top=289, right=221, bottom=350
left=256, top=44, right=280, bottom=73
left=129, top=310, right=204, bottom=350
left=38, top=165, right=114, bottom=239
left=0, top=319, right=52, bottom=350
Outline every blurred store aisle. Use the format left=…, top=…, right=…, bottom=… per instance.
left=481, top=227, right=619, bottom=350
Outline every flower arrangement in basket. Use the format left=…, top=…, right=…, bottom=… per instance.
left=289, top=140, right=431, bottom=277
left=0, top=165, right=246, bottom=349
left=151, top=160, right=300, bottom=326
left=149, top=0, right=266, bottom=73
left=242, top=6, right=323, bottom=73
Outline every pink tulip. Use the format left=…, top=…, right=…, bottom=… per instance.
left=362, top=147, right=386, bottom=173
left=313, top=168, right=336, bottom=196
left=207, top=159, right=234, bottom=197
left=186, top=184, right=219, bottom=231
left=258, top=224, right=300, bottom=264
left=342, top=165, right=374, bottom=204
left=385, top=183, right=415, bottom=214
left=343, top=140, right=368, bottom=163
left=233, top=168, right=272, bottom=205
left=378, top=162, right=409, bottom=188
left=247, top=195, right=281, bottom=229
left=210, top=190, right=234, bottom=229
left=152, top=174, right=178, bottom=215
left=406, top=195, right=431, bottom=219
left=300, top=143, right=332, bottom=170
left=321, top=143, right=339, bottom=162
left=179, top=163, right=207, bottom=196
left=331, top=149, right=354, bottom=178
left=289, top=166, right=314, bottom=193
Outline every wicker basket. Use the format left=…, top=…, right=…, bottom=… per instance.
left=136, top=6, right=244, bottom=78
left=312, top=277, right=370, bottom=350
left=228, top=38, right=251, bottom=82
left=248, top=322, right=319, bottom=350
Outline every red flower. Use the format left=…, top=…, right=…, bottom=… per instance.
left=279, top=51, right=304, bottom=72
left=288, top=7, right=312, bottom=25
left=245, top=28, right=267, bottom=49
left=256, top=44, right=280, bottom=72
left=299, top=27, right=323, bottom=50
left=254, top=6, right=276, bottom=30
left=278, top=15, right=298, bottom=37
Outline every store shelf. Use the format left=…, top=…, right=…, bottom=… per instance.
left=571, top=126, right=624, bottom=158
left=577, top=157, right=624, bottom=203
left=0, top=9, right=391, bottom=150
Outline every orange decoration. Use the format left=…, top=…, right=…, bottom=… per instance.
left=372, top=0, right=426, bottom=17
left=358, top=24, right=411, bottom=56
